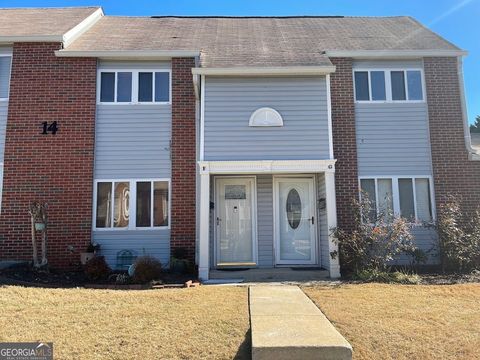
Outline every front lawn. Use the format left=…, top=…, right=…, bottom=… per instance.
left=303, top=283, right=480, bottom=360
left=0, top=286, right=250, bottom=360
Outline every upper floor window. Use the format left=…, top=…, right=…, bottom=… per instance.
left=0, top=56, right=12, bottom=100
left=360, top=176, right=433, bottom=223
left=354, top=69, right=424, bottom=103
left=98, top=69, right=171, bottom=104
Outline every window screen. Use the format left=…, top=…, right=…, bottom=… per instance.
left=371, top=71, right=386, bottom=101
left=155, top=72, right=170, bottom=102
left=354, top=71, right=370, bottom=101
left=407, top=70, right=423, bottom=101
left=100, top=72, right=115, bottom=102
left=391, top=71, right=406, bottom=100
left=138, top=72, right=153, bottom=102
left=117, top=72, right=132, bottom=102
left=399, top=178, right=415, bottom=219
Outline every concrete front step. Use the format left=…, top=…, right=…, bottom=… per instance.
left=209, top=268, right=330, bottom=282
left=250, top=285, right=352, bottom=360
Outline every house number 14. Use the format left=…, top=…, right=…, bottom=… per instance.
left=41, top=121, right=58, bottom=135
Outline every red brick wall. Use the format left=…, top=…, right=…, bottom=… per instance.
left=330, top=58, right=359, bottom=231
left=0, top=42, right=97, bottom=268
left=170, top=57, right=197, bottom=261
left=424, top=57, right=480, bottom=212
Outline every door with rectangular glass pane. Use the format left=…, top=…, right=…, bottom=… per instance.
left=215, top=177, right=256, bottom=266
left=274, top=177, right=316, bottom=265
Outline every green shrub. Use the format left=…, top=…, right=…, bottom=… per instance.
left=330, top=192, right=416, bottom=275
left=355, top=269, right=421, bottom=284
left=434, top=196, right=480, bottom=273
left=84, top=256, right=111, bottom=281
left=132, top=256, right=163, bottom=283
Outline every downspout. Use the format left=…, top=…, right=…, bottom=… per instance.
left=457, top=56, right=479, bottom=160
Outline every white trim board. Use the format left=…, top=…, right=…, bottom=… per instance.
left=325, top=49, right=468, bottom=58
left=191, top=66, right=336, bottom=76
left=56, top=50, right=200, bottom=59
left=62, top=8, right=104, bottom=47
left=198, top=160, right=337, bottom=175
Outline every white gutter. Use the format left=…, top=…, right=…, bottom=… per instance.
left=457, top=56, right=479, bottom=161
left=325, top=49, right=468, bottom=59
left=55, top=49, right=201, bottom=59
left=191, top=66, right=336, bottom=76
left=0, top=35, right=62, bottom=44
left=62, top=8, right=104, bottom=48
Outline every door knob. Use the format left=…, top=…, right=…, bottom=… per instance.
left=216, top=217, right=221, bottom=226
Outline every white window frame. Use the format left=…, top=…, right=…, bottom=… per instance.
left=358, top=175, right=436, bottom=224
left=93, top=178, right=171, bottom=231
left=353, top=68, right=426, bottom=104
left=96, top=68, right=172, bottom=105
left=0, top=52, right=12, bottom=101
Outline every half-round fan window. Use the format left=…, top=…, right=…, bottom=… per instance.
left=249, top=107, right=284, bottom=127
left=286, top=188, right=302, bottom=230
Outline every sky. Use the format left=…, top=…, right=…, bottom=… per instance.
left=3, top=0, right=480, bottom=123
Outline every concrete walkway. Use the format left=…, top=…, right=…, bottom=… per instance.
left=250, top=285, right=352, bottom=360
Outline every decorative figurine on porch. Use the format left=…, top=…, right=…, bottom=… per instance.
left=28, top=201, right=48, bottom=269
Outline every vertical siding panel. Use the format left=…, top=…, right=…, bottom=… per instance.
left=257, top=175, right=274, bottom=267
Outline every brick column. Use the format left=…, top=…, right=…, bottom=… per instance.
left=424, top=57, right=480, bottom=213
left=0, top=43, right=97, bottom=268
left=330, top=58, right=359, bottom=231
left=170, top=57, right=197, bottom=262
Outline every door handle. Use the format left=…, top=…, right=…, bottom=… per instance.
left=310, top=216, right=315, bottom=225
left=216, top=217, right=221, bottom=226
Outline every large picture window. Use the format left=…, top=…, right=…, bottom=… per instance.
left=354, top=69, right=424, bottom=103
left=98, top=69, right=171, bottom=104
left=360, top=176, right=433, bottom=223
left=95, top=179, right=169, bottom=229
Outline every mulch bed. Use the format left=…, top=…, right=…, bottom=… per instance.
left=0, top=263, right=199, bottom=289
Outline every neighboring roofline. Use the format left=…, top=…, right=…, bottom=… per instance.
left=55, top=49, right=201, bottom=59
left=0, top=7, right=103, bottom=46
left=325, top=49, right=468, bottom=58
left=63, top=7, right=104, bottom=47
left=0, top=35, right=62, bottom=44
left=191, top=66, right=336, bottom=76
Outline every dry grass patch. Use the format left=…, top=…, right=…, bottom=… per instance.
left=303, top=283, right=480, bottom=360
left=0, top=285, right=249, bottom=360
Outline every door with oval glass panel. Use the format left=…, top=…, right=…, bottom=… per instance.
left=274, top=177, right=316, bottom=265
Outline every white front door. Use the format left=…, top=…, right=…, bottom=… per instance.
left=215, top=177, right=257, bottom=266
left=274, top=176, right=316, bottom=265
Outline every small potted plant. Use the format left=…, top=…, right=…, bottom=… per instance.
left=170, top=248, right=191, bottom=274
left=80, top=242, right=100, bottom=265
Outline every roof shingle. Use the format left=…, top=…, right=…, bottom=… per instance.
left=64, top=16, right=461, bottom=68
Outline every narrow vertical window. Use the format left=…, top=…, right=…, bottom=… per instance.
left=360, top=179, right=377, bottom=222
left=399, top=178, right=415, bottom=219
left=155, top=72, right=170, bottom=102
left=415, top=178, right=432, bottom=222
left=391, top=71, right=406, bottom=100
left=377, top=179, right=393, bottom=219
left=117, top=72, right=132, bottom=102
left=0, top=56, right=11, bottom=99
left=136, top=181, right=151, bottom=227
left=114, top=182, right=130, bottom=228
left=96, top=182, right=112, bottom=228
left=100, top=72, right=115, bottom=102
left=354, top=71, right=370, bottom=101
left=370, top=71, right=386, bottom=101
left=138, top=72, right=153, bottom=102
left=407, top=70, right=423, bottom=101
left=153, top=181, right=169, bottom=226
